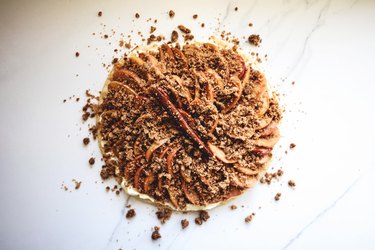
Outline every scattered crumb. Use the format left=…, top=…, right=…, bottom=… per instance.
left=248, top=34, right=262, bottom=46
left=230, top=205, right=237, bottom=210
left=171, top=30, right=178, bottom=43
left=169, top=10, right=175, bottom=18
left=150, top=26, right=156, bottom=34
left=194, top=217, right=203, bottom=225
left=126, top=209, right=136, bottom=219
left=178, top=25, right=191, bottom=34
left=277, top=169, right=284, bottom=177
left=275, top=192, right=282, bottom=201
left=135, top=13, right=140, bottom=19
left=201, top=23, right=205, bottom=28
left=63, top=99, right=66, bottom=103
left=105, top=186, right=110, bottom=191
left=248, top=22, right=253, bottom=27
left=98, top=11, right=102, bottom=17
left=151, top=227, right=161, bottom=240
left=181, top=219, right=189, bottom=229
left=292, top=81, right=295, bottom=85
left=193, top=14, right=198, bottom=19
left=83, top=137, right=90, bottom=145
left=156, top=206, right=172, bottom=224
left=288, top=180, right=296, bottom=187
left=76, top=97, right=80, bottom=102
left=245, top=213, right=255, bottom=223
left=289, top=143, right=296, bottom=149
left=75, top=52, right=80, bottom=57
left=73, top=179, right=82, bottom=190
left=89, top=157, right=95, bottom=165
left=235, top=7, right=238, bottom=11
left=195, top=210, right=210, bottom=225
left=184, top=34, right=194, bottom=41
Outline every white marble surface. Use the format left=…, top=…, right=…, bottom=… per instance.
left=1, top=0, right=375, bottom=249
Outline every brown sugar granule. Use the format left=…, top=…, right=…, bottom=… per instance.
left=89, top=157, right=95, bottom=165
left=151, top=227, right=161, bottom=240
left=126, top=209, right=136, bottom=219
left=230, top=205, right=237, bottom=210
left=135, top=13, right=140, bottom=18
left=290, top=143, right=296, bottom=149
left=75, top=52, right=80, bottom=57
left=181, top=219, right=189, bottom=229
left=248, top=22, right=253, bottom=27
left=76, top=97, right=80, bottom=102
left=156, top=206, right=172, bottom=224
left=184, top=34, right=194, bottom=42
left=248, top=34, right=262, bottom=46
left=150, top=26, right=156, bottom=34
left=98, top=11, right=102, bottom=17
left=245, top=213, right=255, bottom=223
left=275, top=192, right=282, bottom=201
left=201, top=23, right=205, bottom=28
left=288, top=180, right=296, bottom=187
left=171, top=30, right=178, bottom=43
left=178, top=25, right=191, bottom=34
left=104, top=34, right=109, bottom=39
left=235, top=7, right=238, bottom=11
left=169, top=10, right=175, bottom=18
left=63, top=99, right=66, bottom=103
left=193, top=14, right=198, bottom=19
left=83, top=137, right=90, bottom=145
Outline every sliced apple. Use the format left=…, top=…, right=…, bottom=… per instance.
left=230, top=174, right=257, bottom=189
left=253, top=128, right=280, bottom=148
left=180, top=169, right=192, bottom=183
left=129, top=56, right=146, bottom=67
left=207, top=142, right=237, bottom=164
left=250, top=147, right=272, bottom=156
left=205, top=68, right=224, bottom=89
left=255, top=90, right=269, bottom=118
left=171, top=75, right=192, bottom=103
left=236, top=54, right=246, bottom=80
left=171, top=47, right=188, bottom=66
left=257, top=154, right=272, bottom=165
left=208, top=117, right=219, bottom=134
left=253, top=115, right=273, bottom=130
left=181, top=180, right=200, bottom=205
left=233, top=164, right=262, bottom=175
left=144, top=174, right=155, bottom=193
left=257, top=120, right=277, bottom=137
left=124, top=155, right=142, bottom=182
left=167, top=187, right=179, bottom=208
left=160, top=43, right=175, bottom=62
left=133, top=165, right=144, bottom=190
left=145, top=137, right=171, bottom=161
left=167, top=146, right=181, bottom=175
left=159, top=146, right=170, bottom=159
left=224, top=187, right=242, bottom=199
left=108, top=81, right=137, bottom=96
left=203, top=43, right=218, bottom=52
left=222, top=76, right=242, bottom=113
left=178, top=109, right=196, bottom=127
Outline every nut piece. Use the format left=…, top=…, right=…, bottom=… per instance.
left=288, top=180, right=296, bottom=187
left=245, top=213, right=255, bottom=223
left=289, top=143, right=296, bottom=149
left=88, top=157, right=95, bottom=165
left=274, top=192, right=282, bottom=201
left=126, top=209, right=136, bottom=219
left=83, top=137, right=90, bottom=145
left=151, top=227, right=161, bottom=240
left=248, top=34, right=262, bottom=46
left=181, top=219, right=189, bottom=229
left=169, top=10, right=175, bottom=18
left=171, top=30, right=178, bottom=43
left=178, top=25, right=191, bottom=34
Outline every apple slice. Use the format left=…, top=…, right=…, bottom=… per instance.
left=139, top=53, right=163, bottom=77
left=171, top=47, right=188, bottom=66
left=129, top=56, right=146, bottom=67
left=108, top=81, right=137, bottom=96
left=205, top=68, right=224, bottom=89
left=144, top=174, right=155, bottom=193
left=230, top=174, right=257, bottom=189
left=233, top=164, right=262, bottom=176
left=208, top=117, right=219, bottom=134
left=222, top=76, right=242, bottom=113
left=167, top=147, right=181, bottom=175
left=159, top=146, right=170, bottom=159
left=224, top=187, right=242, bottom=199
left=180, top=169, right=192, bottom=183
left=250, top=147, right=272, bottom=156
left=257, top=120, right=277, bottom=137
left=253, top=128, right=280, bottom=148
left=207, top=142, right=237, bottom=164
left=124, top=155, right=142, bottom=183
left=182, top=180, right=200, bottom=205
left=145, top=138, right=171, bottom=161
left=171, top=75, right=192, bottom=103
left=133, top=165, right=144, bottom=190
left=236, top=54, right=246, bottom=80
left=253, top=115, right=273, bottom=130
left=167, top=187, right=179, bottom=208
left=255, top=90, right=269, bottom=118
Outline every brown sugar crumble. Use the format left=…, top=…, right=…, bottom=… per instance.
left=135, top=13, right=140, bottom=19
left=89, top=157, right=95, bottom=165
left=75, top=52, right=80, bottom=57
left=73, top=179, right=82, bottom=190
left=235, top=7, right=238, bottom=11
left=245, top=213, right=255, bottom=223
left=156, top=206, right=172, bottom=224
left=178, top=25, right=191, bottom=34
left=181, top=219, right=189, bottom=229
left=288, top=180, right=296, bottom=187
left=195, top=211, right=210, bottom=225
left=230, top=205, right=237, bottom=210
left=184, top=34, right=194, bottom=42
left=98, top=11, right=102, bottom=17
left=150, top=26, right=156, bottom=34
left=169, top=10, right=175, bottom=18
left=126, top=208, right=136, bottom=219
left=193, top=14, right=198, bottom=19
left=83, top=137, right=90, bottom=145
left=248, top=22, right=253, bottom=27
left=248, top=34, right=262, bottom=46
left=274, top=192, right=282, bottom=201
left=289, top=143, right=296, bottom=149
left=151, top=227, right=161, bottom=240
left=201, top=23, right=205, bottom=27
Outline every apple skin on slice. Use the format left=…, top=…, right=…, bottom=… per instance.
left=144, top=174, right=155, bottom=193
left=181, top=180, right=200, bottom=205
left=124, top=155, right=143, bottom=183
left=145, top=137, right=171, bottom=161
left=230, top=174, right=257, bottom=189
left=234, top=164, right=262, bottom=176
left=222, top=76, right=242, bottom=114
left=133, top=165, right=144, bottom=191
left=253, top=128, right=280, bottom=148
left=207, top=142, right=237, bottom=164
left=108, top=81, right=137, bottom=96
left=167, top=147, right=181, bottom=175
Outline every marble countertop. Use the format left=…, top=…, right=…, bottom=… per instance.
left=1, top=0, right=374, bottom=249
